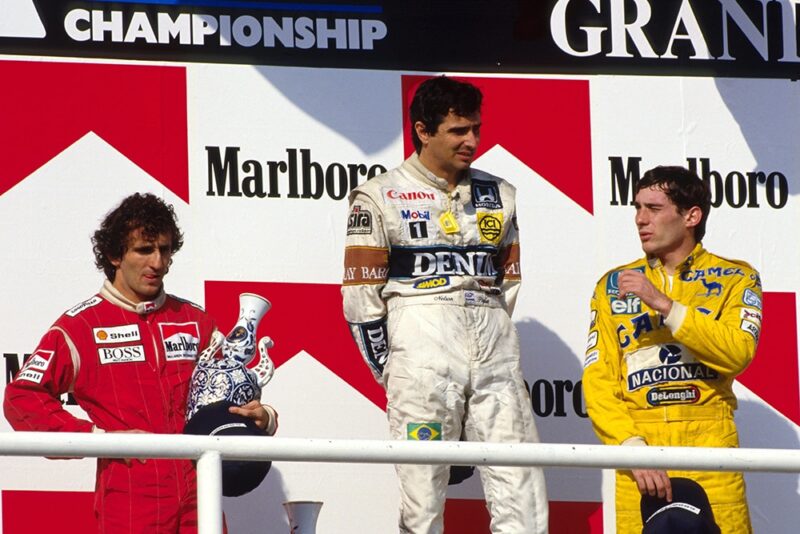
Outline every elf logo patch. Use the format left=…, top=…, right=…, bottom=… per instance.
left=159, top=322, right=200, bottom=361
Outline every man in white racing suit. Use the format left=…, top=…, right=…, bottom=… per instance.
left=342, top=76, right=548, bottom=534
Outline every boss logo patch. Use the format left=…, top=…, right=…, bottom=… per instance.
left=98, top=345, right=146, bottom=364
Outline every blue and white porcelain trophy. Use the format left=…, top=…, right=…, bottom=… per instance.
left=186, top=293, right=275, bottom=421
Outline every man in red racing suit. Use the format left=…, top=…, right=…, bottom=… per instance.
left=4, top=193, right=273, bottom=533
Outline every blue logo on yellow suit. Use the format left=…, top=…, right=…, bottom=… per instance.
left=407, top=423, right=442, bottom=441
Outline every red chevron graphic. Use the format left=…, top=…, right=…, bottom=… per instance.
left=401, top=75, right=594, bottom=214
left=0, top=60, right=189, bottom=202
left=739, top=292, right=800, bottom=426
left=205, top=281, right=387, bottom=410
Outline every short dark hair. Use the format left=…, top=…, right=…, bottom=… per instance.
left=635, top=166, right=712, bottom=242
left=409, top=76, right=483, bottom=154
left=92, top=193, right=184, bottom=281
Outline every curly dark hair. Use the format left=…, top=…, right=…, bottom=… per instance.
left=635, top=166, right=712, bottom=242
left=409, top=76, right=483, bottom=154
left=92, top=193, right=184, bottom=281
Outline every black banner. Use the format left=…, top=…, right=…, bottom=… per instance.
left=2, top=1, right=800, bottom=78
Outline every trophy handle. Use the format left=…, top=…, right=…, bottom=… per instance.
left=250, top=336, right=276, bottom=387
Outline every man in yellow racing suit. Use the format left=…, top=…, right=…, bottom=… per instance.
left=583, top=165, right=761, bottom=534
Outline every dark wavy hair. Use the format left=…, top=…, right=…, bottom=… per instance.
left=92, top=193, right=184, bottom=281
left=409, top=76, right=483, bottom=154
left=635, top=166, right=712, bottom=242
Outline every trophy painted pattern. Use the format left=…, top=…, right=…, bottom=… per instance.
left=186, top=293, right=275, bottom=421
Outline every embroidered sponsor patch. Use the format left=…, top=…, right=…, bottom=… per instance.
left=347, top=205, right=373, bottom=235
left=66, top=295, right=102, bottom=317
left=400, top=209, right=430, bottom=220
left=611, top=296, right=641, bottom=315
left=389, top=245, right=498, bottom=278
left=413, top=276, right=449, bottom=290
left=407, top=423, right=442, bottom=441
left=382, top=187, right=436, bottom=205
left=477, top=212, right=503, bottom=245
left=625, top=344, right=718, bottom=391
left=740, top=319, right=760, bottom=341
left=159, top=322, right=200, bottom=361
left=586, top=331, right=598, bottom=351
left=93, top=324, right=141, bottom=344
left=356, top=318, right=389, bottom=376
left=696, top=279, right=723, bottom=297
left=98, top=345, right=146, bottom=364
left=17, top=369, right=44, bottom=383
left=343, top=246, right=389, bottom=285
left=646, top=385, right=700, bottom=406
left=584, top=350, right=599, bottom=368
left=471, top=179, right=502, bottom=209
left=589, top=309, right=597, bottom=328
left=24, top=350, right=54, bottom=372
left=743, top=288, right=762, bottom=309
left=606, top=267, right=644, bottom=295
left=741, top=308, right=762, bottom=324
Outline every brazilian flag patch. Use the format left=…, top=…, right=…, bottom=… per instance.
left=407, top=423, right=442, bottom=441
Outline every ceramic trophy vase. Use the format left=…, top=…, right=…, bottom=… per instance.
left=186, top=293, right=275, bottom=421
left=284, top=501, right=323, bottom=534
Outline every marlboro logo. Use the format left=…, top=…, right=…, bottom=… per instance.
left=159, top=322, right=200, bottom=361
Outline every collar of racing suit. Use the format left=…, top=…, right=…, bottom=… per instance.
left=403, top=152, right=471, bottom=192
left=647, top=242, right=706, bottom=273
left=100, top=279, right=167, bottom=315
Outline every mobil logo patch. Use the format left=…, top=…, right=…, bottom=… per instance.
left=159, top=322, right=200, bottom=361
left=400, top=209, right=430, bottom=220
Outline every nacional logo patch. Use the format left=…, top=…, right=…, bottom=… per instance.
left=471, top=179, right=502, bottom=209
left=407, top=423, right=442, bottom=441
left=477, top=212, right=503, bottom=244
left=159, top=322, right=201, bottom=361
left=93, top=324, right=141, bottom=344
left=347, top=205, right=373, bottom=235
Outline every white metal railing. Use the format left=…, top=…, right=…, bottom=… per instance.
left=1, top=432, right=799, bottom=534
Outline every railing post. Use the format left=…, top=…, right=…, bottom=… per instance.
left=197, top=450, right=223, bottom=534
